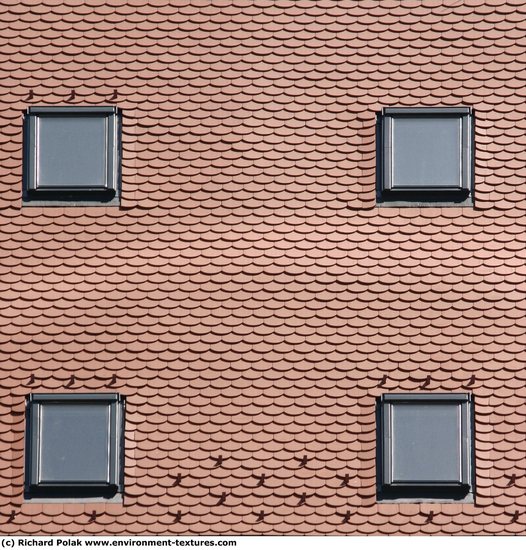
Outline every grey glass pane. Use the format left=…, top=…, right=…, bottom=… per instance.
left=39, top=403, right=110, bottom=483
left=392, top=117, right=461, bottom=188
left=392, top=403, right=461, bottom=482
left=37, top=116, right=107, bottom=188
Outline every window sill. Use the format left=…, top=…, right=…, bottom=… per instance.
left=378, top=495, right=474, bottom=504
left=22, top=198, right=120, bottom=207
left=24, top=494, right=123, bottom=504
left=377, top=199, right=473, bottom=208
left=376, top=189, right=473, bottom=208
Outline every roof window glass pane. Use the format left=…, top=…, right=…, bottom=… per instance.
left=391, top=402, right=461, bottom=483
left=37, top=116, right=107, bottom=189
left=392, top=116, right=461, bottom=189
left=39, top=403, right=110, bottom=484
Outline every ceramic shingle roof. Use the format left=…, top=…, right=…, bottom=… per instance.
left=0, top=0, right=525, bottom=535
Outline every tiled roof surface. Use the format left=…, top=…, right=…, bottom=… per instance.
left=0, top=0, right=525, bottom=535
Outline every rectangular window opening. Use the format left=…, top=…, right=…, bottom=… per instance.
left=23, top=106, right=121, bottom=206
left=25, top=393, right=124, bottom=500
left=377, top=107, right=474, bottom=207
left=377, top=393, right=474, bottom=502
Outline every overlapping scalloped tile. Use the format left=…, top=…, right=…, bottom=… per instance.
left=0, top=0, right=525, bottom=535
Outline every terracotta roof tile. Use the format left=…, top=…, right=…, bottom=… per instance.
left=0, top=0, right=523, bottom=535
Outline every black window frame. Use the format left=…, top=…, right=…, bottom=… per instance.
left=378, top=107, right=474, bottom=206
left=378, top=393, right=474, bottom=501
left=23, top=106, right=121, bottom=205
left=25, top=393, right=124, bottom=500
